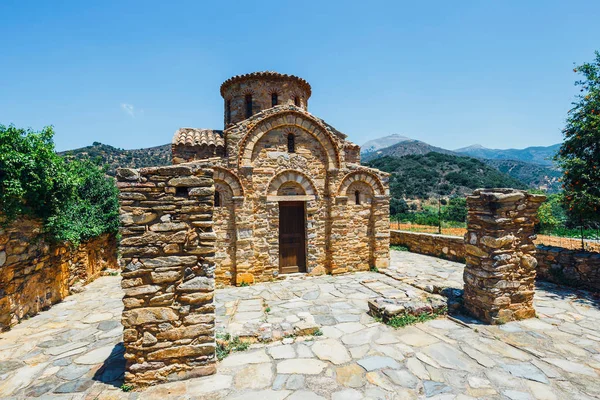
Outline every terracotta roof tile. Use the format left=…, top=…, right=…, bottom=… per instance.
left=172, top=128, right=224, bottom=148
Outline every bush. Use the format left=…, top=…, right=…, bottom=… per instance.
left=0, top=124, right=119, bottom=246
left=443, top=197, right=467, bottom=223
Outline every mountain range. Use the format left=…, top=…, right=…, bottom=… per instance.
left=454, top=143, right=560, bottom=166
left=59, top=134, right=563, bottom=197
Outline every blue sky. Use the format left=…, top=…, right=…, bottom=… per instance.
left=1, top=1, right=599, bottom=152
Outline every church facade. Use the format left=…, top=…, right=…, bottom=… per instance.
left=171, top=72, right=390, bottom=286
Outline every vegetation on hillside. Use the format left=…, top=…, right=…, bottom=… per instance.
left=556, top=51, right=600, bottom=224
left=454, top=143, right=560, bottom=166
left=361, top=139, right=454, bottom=162
left=391, top=197, right=467, bottom=227
left=0, top=125, right=119, bottom=245
left=366, top=152, right=527, bottom=200
left=482, top=159, right=562, bottom=193
left=60, top=142, right=171, bottom=176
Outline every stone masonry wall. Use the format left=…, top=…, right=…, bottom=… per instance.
left=390, top=230, right=600, bottom=293
left=116, top=162, right=217, bottom=387
left=0, top=216, right=117, bottom=331
left=463, top=188, right=545, bottom=324
left=390, top=230, right=465, bottom=262
left=221, top=74, right=310, bottom=127
left=536, top=245, right=600, bottom=292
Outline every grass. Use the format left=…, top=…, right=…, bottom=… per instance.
left=265, top=307, right=271, bottom=313
left=216, top=333, right=251, bottom=361
left=390, top=245, right=409, bottom=252
left=120, top=384, right=133, bottom=392
left=239, top=282, right=249, bottom=287
left=312, top=328, right=323, bottom=336
left=374, top=307, right=447, bottom=329
left=370, top=265, right=379, bottom=273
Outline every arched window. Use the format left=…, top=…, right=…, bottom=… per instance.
left=225, top=100, right=231, bottom=124
left=271, top=93, right=278, bottom=107
left=245, top=94, right=253, bottom=118
left=287, top=133, right=295, bottom=153
left=214, top=191, right=221, bottom=207
left=355, top=190, right=361, bottom=205
left=294, top=96, right=301, bottom=107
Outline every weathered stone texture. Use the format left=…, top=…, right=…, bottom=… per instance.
left=390, top=230, right=465, bottom=262
left=220, top=71, right=311, bottom=127
left=0, top=217, right=116, bottom=331
left=536, top=245, right=600, bottom=291
left=463, top=188, right=545, bottom=324
left=116, top=162, right=217, bottom=387
left=171, top=72, right=391, bottom=286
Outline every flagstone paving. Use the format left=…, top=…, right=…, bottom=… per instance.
left=0, top=251, right=599, bottom=399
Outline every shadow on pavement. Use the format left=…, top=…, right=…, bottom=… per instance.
left=93, top=342, right=126, bottom=388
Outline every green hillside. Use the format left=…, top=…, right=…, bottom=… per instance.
left=60, top=142, right=171, bottom=176
left=365, top=152, right=528, bottom=200
left=482, top=159, right=562, bottom=193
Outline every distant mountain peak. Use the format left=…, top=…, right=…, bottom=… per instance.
left=361, top=134, right=412, bottom=154
left=455, top=144, right=486, bottom=151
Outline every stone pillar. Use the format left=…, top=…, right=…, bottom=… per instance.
left=116, top=162, right=217, bottom=387
left=463, top=188, right=545, bottom=324
left=372, top=195, right=391, bottom=270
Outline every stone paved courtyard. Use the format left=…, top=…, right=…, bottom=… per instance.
left=1, top=251, right=599, bottom=399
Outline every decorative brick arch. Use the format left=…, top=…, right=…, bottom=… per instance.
left=338, top=171, right=385, bottom=197
left=238, top=111, right=341, bottom=170
left=267, top=170, right=318, bottom=196
left=214, top=167, right=244, bottom=197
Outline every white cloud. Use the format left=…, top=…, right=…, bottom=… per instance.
left=120, top=103, right=136, bottom=117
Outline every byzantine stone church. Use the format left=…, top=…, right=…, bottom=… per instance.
left=171, top=71, right=390, bottom=286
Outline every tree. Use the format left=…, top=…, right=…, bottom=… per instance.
left=390, top=198, right=409, bottom=215
left=537, top=194, right=567, bottom=232
left=555, top=51, right=600, bottom=223
left=443, top=196, right=467, bottom=223
left=0, top=124, right=119, bottom=245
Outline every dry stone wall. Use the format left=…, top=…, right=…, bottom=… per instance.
left=536, top=245, right=600, bottom=291
left=0, top=216, right=116, bottom=331
left=116, top=162, right=217, bottom=387
left=390, top=230, right=465, bottom=262
left=463, top=188, right=545, bottom=324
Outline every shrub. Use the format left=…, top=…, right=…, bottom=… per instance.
left=442, top=196, right=467, bottom=223
left=0, top=124, right=119, bottom=246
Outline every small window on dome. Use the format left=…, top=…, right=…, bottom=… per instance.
left=287, top=133, right=295, bottom=153
left=294, top=96, right=301, bottom=107
left=355, top=190, right=361, bottom=205
left=214, top=191, right=221, bottom=207
left=245, top=94, right=253, bottom=118
left=272, top=93, right=278, bottom=107
left=225, top=100, right=231, bottom=124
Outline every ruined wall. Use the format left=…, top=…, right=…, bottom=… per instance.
left=0, top=216, right=116, bottom=331
left=116, top=163, right=217, bottom=387
left=390, top=230, right=465, bottom=262
left=536, top=245, right=600, bottom=291
left=463, top=189, right=545, bottom=324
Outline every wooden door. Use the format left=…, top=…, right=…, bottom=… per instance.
left=279, top=202, right=306, bottom=274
